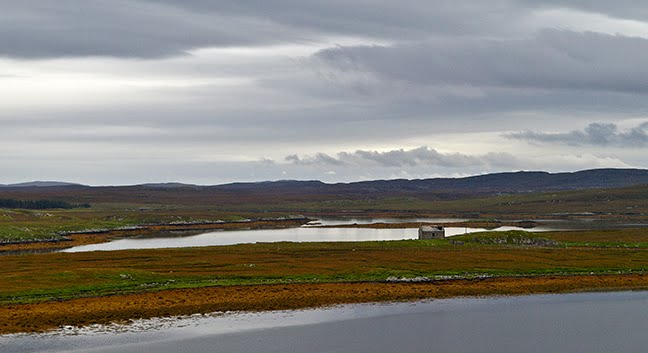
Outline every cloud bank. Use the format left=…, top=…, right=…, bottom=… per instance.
left=507, top=122, right=648, bottom=147
left=313, top=30, right=648, bottom=94
left=286, top=147, right=518, bottom=169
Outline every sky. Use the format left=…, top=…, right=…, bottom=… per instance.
left=3, top=0, right=648, bottom=185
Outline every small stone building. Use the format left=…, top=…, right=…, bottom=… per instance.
left=418, top=225, right=445, bottom=239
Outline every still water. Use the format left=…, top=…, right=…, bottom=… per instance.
left=62, top=218, right=558, bottom=253
left=310, top=217, right=469, bottom=226
left=3, top=291, right=647, bottom=353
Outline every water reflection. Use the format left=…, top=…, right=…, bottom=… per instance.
left=60, top=217, right=648, bottom=253
left=62, top=224, right=553, bottom=253
left=310, top=217, right=469, bottom=226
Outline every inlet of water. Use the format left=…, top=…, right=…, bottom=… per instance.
left=62, top=220, right=558, bottom=252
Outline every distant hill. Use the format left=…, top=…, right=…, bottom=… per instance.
left=138, top=182, right=197, bottom=189
left=1, top=168, right=648, bottom=205
left=216, top=168, right=648, bottom=195
left=0, top=181, right=83, bottom=188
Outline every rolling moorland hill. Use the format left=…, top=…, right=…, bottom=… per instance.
left=218, top=168, right=648, bottom=193
left=0, top=181, right=81, bottom=188
left=0, top=168, right=647, bottom=206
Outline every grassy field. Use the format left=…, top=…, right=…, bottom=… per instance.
left=0, top=204, right=290, bottom=243
left=0, top=179, right=648, bottom=244
left=1, top=183, right=648, bottom=333
left=0, top=190, right=643, bottom=266
left=2, top=228, right=648, bottom=333
left=3, top=229, right=648, bottom=305
left=5, top=274, right=647, bottom=334
left=289, top=185, right=648, bottom=216
left=1, top=182, right=648, bottom=244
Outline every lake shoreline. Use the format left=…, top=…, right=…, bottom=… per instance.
left=0, top=217, right=311, bottom=254
left=312, top=220, right=538, bottom=229
left=2, top=273, right=648, bottom=335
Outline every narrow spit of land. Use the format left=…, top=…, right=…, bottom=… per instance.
left=0, top=217, right=537, bottom=253
left=2, top=228, right=648, bottom=334
left=1, top=216, right=543, bottom=254
left=3, top=274, right=647, bottom=334
left=0, top=218, right=310, bottom=253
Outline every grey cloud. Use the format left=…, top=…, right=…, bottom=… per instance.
left=507, top=122, right=648, bottom=147
left=154, top=0, right=520, bottom=38
left=0, top=0, right=521, bottom=59
left=313, top=30, right=648, bottom=94
left=285, top=153, right=347, bottom=166
left=287, top=146, right=519, bottom=169
left=5, top=1, right=648, bottom=185
left=0, top=1, right=301, bottom=58
left=21, top=0, right=648, bottom=60
left=258, top=158, right=276, bottom=166
left=520, top=0, right=648, bottom=22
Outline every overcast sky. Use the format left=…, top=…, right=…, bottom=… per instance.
left=3, top=0, right=648, bottom=185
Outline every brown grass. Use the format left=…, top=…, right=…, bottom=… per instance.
left=2, top=274, right=647, bottom=334
left=546, top=228, right=648, bottom=244
left=3, top=229, right=648, bottom=334
left=3, top=242, right=648, bottom=297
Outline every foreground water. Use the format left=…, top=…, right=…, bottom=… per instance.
left=3, top=291, right=647, bottom=353
left=62, top=218, right=557, bottom=252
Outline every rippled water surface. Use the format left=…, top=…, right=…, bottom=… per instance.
left=3, top=291, right=647, bottom=353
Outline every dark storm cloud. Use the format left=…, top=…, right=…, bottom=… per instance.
left=507, top=122, right=648, bottom=147
left=313, top=30, right=648, bottom=94
left=0, top=0, right=298, bottom=58
left=286, top=146, right=519, bottom=169
left=0, top=0, right=520, bottom=59
left=8, top=0, right=648, bottom=60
